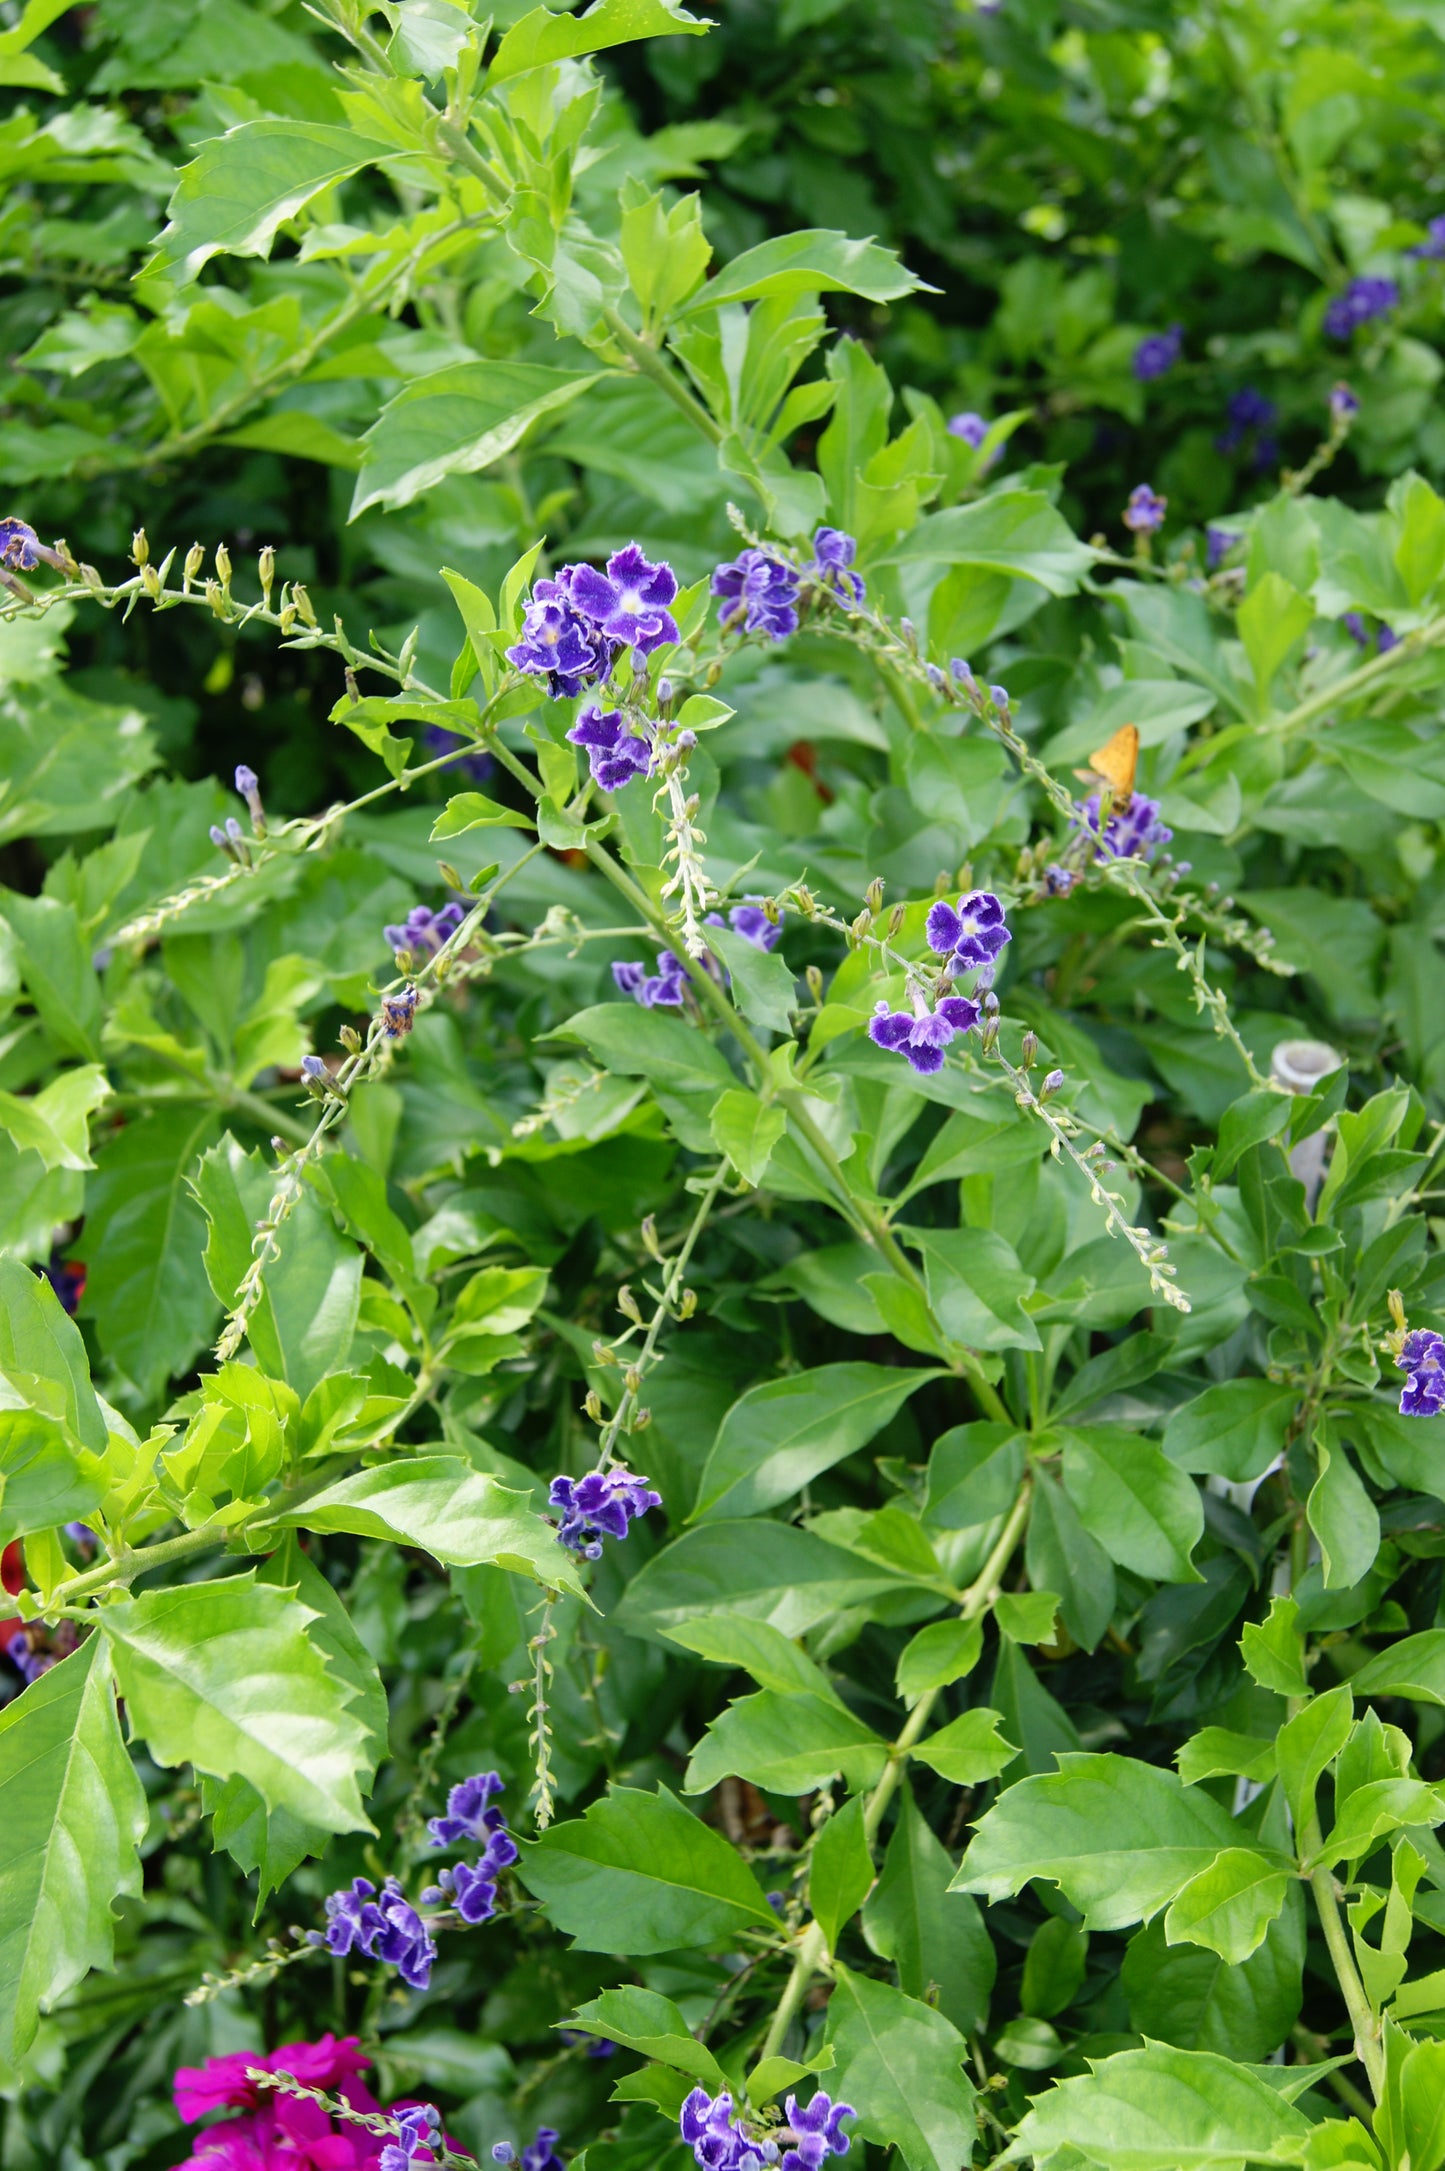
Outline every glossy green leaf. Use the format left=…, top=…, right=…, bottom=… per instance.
left=353, top=364, right=606, bottom=515
left=1061, top=1424, right=1204, bottom=1583
left=685, top=1689, right=886, bottom=1795
left=616, top=1520, right=928, bottom=1642
left=680, top=229, right=924, bottom=314
left=862, top=1789, right=995, bottom=2034
left=693, top=1362, right=940, bottom=1522
left=81, top=1109, right=221, bottom=1399
left=909, top=1707, right=1016, bottom=1785
left=517, top=1786, right=775, bottom=1953
left=824, top=1966, right=976, bottom=2171
left=1162, top=1380, right=1295, bottom=1481
left=810, top=1795, right=874, bottom=1954
left=489, top=0, right=708, bottom=81
left=562, top=1987, right=726, bottom=2088
left=271, top=1458, right=584, bottom=1595
left=154, top=122, right=400, bottom=281
left=1010, top=2044, right=1312, bottom=2169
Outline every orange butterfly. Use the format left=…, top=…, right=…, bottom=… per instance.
left=1075, top=722, right=1138, bottom=810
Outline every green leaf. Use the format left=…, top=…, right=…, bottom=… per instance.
left=709, top=1087, right=786, bottom=1187
left=895, top=1617, right=983, bottom=1705
left=616, top=1520, right=926, bottom=1642
left=489, top=0, right=708, bottom=81
left=81, top=1110, right=221, bottom=1399
left=1163, top=1380, right=1295, bottom=1481
left=1026, top=1467, right=1116, bottom=1653
left=558, top=1001, right=734, bottom=1096
left=562, top=1987, right=726, bottom=2088
left=1349, top=1630, right=1445, bottom=1704
left=1009, top=2044, right=1311, bottom=2169
left=1276, top=1686, right=1353, bottom=1835
left=1315, top=1779, right=1445, bottom=1870
left=1021, top=1916, right=1089, bottom=2020
left=0, top=1255, right=106, bottom=1451
left=662, top=1614, right=842, bottom=1702
left=517, top=1786, right=775, bottom=1952
left=924, top=1423, right=1026, bottom=1528
left=954, top=1753, right=1247, bottom=1930
left=995, top=1590, right=1060, bottom=1644
left=1162, top=1848, right=1291, bottom=1965
left=685, top=1689, right=886, bottom=1795
left=0, top=1064, right=109, bottom=1173
left=353, top=363, right=606, bottom=515
left=862, top=1788, right=995, bottom=2035
left=154, top=122, right=400, bottom=281
left=0, top=1411, right=101, bottom=1548
left=1240, top=1596, right=1309, bottom=1698
left=824, top=1966, right=976, bottom=2171
left=910, top=1707, right=1016, bottom=1786
left=1060, top=1424, right=1204, bottom=1583
left=431, top=791, right=532, bottom=839
left=1121, top=1896, right=1306, bottom=2063
left=810, top=1794, right=874, bottom=1954
left=1238, top=572, right=1313, bottom=699
left=680, top=229, right=924, bottom=314
left=100, top=1574, right=373, bottom=1835
left=0, top=1640, right=146, bottom=2065
left=706, top=922, right=796, bottom=1035
left=0, top=893, right=101, bottom=1058
left=271, top=1458, right=584, bottom=1596
left=1393, top=473, right=1445, bottom=606
left=693, top=1362, right=941, bottom=1522
left=911, top=1227, right=1041, bottom=1352
left=1308, top=1434, right=1380, bottom=1590
left=876, top=491, right=1096, bottom=595
left=1176, top=1729, right=1279, bottom=1789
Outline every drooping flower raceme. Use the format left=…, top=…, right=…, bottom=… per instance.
left=1132, top=324, right=1182, bottom=380
left=384, top=903, right=467, bottom=958
left=868, top=995, right=982, bottom=1076
left=421, top=1770, right=518, bottom=1925
left=567, top=704, right=654, bottom=791
left=810, top=526, right=865, bottom=603
left=614, top=951, right=688, bottom=1008
left=313, top=1876, right=438, bottom=1991
left=1324, top=277, right=1398, bottom=339
left=1399, top=1329, right=1445, bottom=1416
left=1078, top=792, right=1173, bottom=862
left=925, top=890, right=1011, bottom=970
left=711, top=548, right=801, bottom=641
left=680, top=2089, right=778, bottom=2171
left=549, top=1466, right=662, bottom=1558
left=1123, top=484, right=1167, bottom=534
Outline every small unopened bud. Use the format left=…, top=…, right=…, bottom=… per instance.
left=183, top=542, right=205, bottom=588
left=344, top=666, right=360, bottom=704
left=436, top=861, right=465, bottom=893
left=209, top=823, right=235, bottom=859
left=617, top=1284, right=643, bottom=1326
left=852, top=909, right=873, bottom=940
left=279, top=603, right=297, bottom=635
left=258, top=544, right=276, bottom=603
left=865, top=877, right=885, bottom=914
left=1040, top=1068, right=1065, bottom=1098
left=982, top=989, right=1000, bottom=1018
left=677, top=1288, right=698, bottom=1320
left=641, top=1214, right=664, bottom=1260
left=633, top=1407, right=652, bottom=1431
left=235, top=764, right=266, bottom=834
left=675, top=729, right=697, bottom=753
left=215, top=543, right=232, bottom=588
left=339, top=1024, right=362, bottom=1054
left=1020, top=1030, right=1038, bottom=1069
left=80, top=562, right=104, bottom=592
left=300, top=1055, right=334, bottom=1095
left=130, top=528, right=149, bottom=568
left=980, top=1016, right=1000, bottom=1054
left=805, top=963, right=824, bottom=1002
left=591, top=1339, right=618, bottom=1367
left=1389, top=1288, right=1408, bottom=1333
left=989, top=683, right=1011, bottom=713
left=899, top=617, right=917, bottom=651
left=705, top=660, right=722, bottom=687
left=657, top=677, right=674, bottom=707
left=584, top=1390, right=603, bottom=1423
left=292, top=582, right=318, bottom=627
left=141, top=563, right=162, bottom=599
left=925, top=662, right=945, bottom=690
left=623, top=1366, right=643, bottom=1395
left=887, top=902, right=907, bottom=936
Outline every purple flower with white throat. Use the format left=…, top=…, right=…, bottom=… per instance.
left=711, top=548, right=801, bottom=641
left=1133, top=324, right=1182, bottom=381
left=680, top=2090, right=777, bottom=2171
left=810, top=527, right=865, bottom=603
left=567, top=544, right=679, bottom=656
left=868, top=994, right=981, bottom=1075
left=549, top=1466, right=661, bottom=1558
left=948, top=411, right=990, bottom=447
left=312, top=1876, right=437, bottom=1992
left=1123, top=484, right=1167, bottom=534
left=427, top=1771, right=506, bottom=1848
left=1078, top=792, right=1172, bottom=862
left=926, top=890, right=1011, bottom=970
left=381, top=2105, right=441, bottom=2171
left=567, top=704, right=653, bottom=791
left=384, top=902, right=466, bottom=958
left=614, top=950, right=688, bottom=1008
left=781, top=2093, right=853, bottom=2171
left=508, top=582, right=608, bottom=699
left=1399, top=1329, right=1445, bottom=1416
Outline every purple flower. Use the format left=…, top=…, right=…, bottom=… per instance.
left=1330, top=381, right=1360, bottom=424
left=234, top=765, right=265, bottom=828
left=925, top=890, right=1011, bottom=970
left=493, top=2133, right=565, bottom=2171
left=0, top=518, right=65, bottom=573
left=680, top=2090, right=777, bottom=2171
left=1379, top=624, right=1400, bottom=654
left=1078, top=791, right=1172, bottom=862
left=507, top=583, right=609, bottom=699
left=1343, top=613, right=1397, bottom=654
left=424, top=723, right=494, bottom=785
left=312, top=1876, right=437, bottom=1992
left=381, top=986, right=418, bottom=1037
left=566, top=704, right=653, bottom=791
left=947, top=411, right=990, bottom=447
left=549, top=1466, right=662, bottom=1559
left=1324, top=277, right=1398, bottom=339
left=1399, top=1329, right=1445, bottom=1416
left=41, top=1252, right=86, bottom=1315
left=781, top=2093, right=853, bottom=2171
left=567, top=544, right=679, bottom=656
left=705, top=901, right=781, bottom=952
left=427, top=1771, right=505, bottom=1848
left=381, top=2106, right=441, bottom=2171
left=810, top=527, right=865, bottom=603
left=1133, top=325, right=1182, bottom=380
left=558, top=2031, right=617, bottom=2059
left=1044, top=864, right=1075, bottom=896
left=5, top=1629, right=53, bottom=1685
left=423, top=1858, right=506, bottom=1925
left=1206, top=526, right=1236, bottom=570
left=711, top=549, right=801, bottom=642
left=614, top=950, right=688, bottom=1008
left=384, top=903, right=467, bottom=958
left=868, top=995, right=981, bottom=1075
left=1410, top=216, right=1445, bottom=260
left=1123, top=484, right=1167, bottom=534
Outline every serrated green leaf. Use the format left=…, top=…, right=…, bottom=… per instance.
left=517, top=1785, right=775, bottom=1952
left=154, top=122, right=400, bottom=281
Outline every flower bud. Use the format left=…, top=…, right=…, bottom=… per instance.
left=657, top=677, right=674, bottom=707
left=130, top=528, right=148, bottom=568
left=624, top=1366, right=643, bottom=1395
left=633, top=1406, right=652, bottom=1431
left=141, top=563, right=162, bottom=599
left=584, top=1389, right=603, bottom=1423
left=592, top=1339, right=618, bottom=1367
left=215, top=543, right=232, bottom=588
left=805, top=963, right=824, bottom=1002
left=865, top=877, right=885, bottom=915
left=982, top=988, right=1001, bottom=1018
left=678, top=1287, right=698, bottom=1320
left=887, top=902, right=907, bottom=935
left=1041, top=1068, right=1065, bottom=1098
left=183, top=542, right=205, bottom=587
left=435, top=862, right=465, bottom=894
left=258, top=544, right=276, bottom=602
left=1020, top=1030, right=1038, bottom=1069
left=292, top=582, right=318, bottom=627
left=339, top=1025, right=362, bottom=1054
left=641, top=1214, right=664, bottom=1260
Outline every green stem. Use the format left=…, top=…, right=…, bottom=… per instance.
left=601, top=307, right=722, bottom=446
left=47, top=1523, right=231, bottom=1608
left=1265, top=617, right=1445, bottom=742
left=753, top=1480, right=1033, bottom=2073
left=1308, top=1859, right=1383, bottom=2099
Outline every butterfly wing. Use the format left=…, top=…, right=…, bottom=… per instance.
left=1077, top=722, right=1138, bottom=808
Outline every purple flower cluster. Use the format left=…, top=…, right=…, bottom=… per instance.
left=566, top=704, right=653, bottom=792
left=549, top=1466, right=662, bottom=1559
left=314, top=1877, right=438, bottom=1991
left=1123, top=484, right=1167, bottom=534
left=780, top=2095, right=854, bottom=2171
left=508, top=546, right=679, bottom=697
left=5, top=1629, right=52, bottom=1685
left=812, top=527, right=865, bottom=603
left=679, top=2091, right=853, bottom=2171
left=712, top=549, right=801, bottom=641
left=1399, top=1329, right=1445, bottom=1416
left=925, top=889, right=1011, bottom=971
left=424, top=723, right=494, bottom=785
left=1078, top=792, right=1173, bottom=862
left=421, top=1772, right=518, bottom=1926
left=947, top=411, right=990, bottom=447
left=380, top=2106, right=441, bottom=2171
left=1410, top=216, right=1445, bottom=261
left=1218, top=387, right=1278, bottom=469
left=868, top=995, right=981, bottom=1075
left=1324, top=277, right=1398, bottom=339
left=1343, top=612, right=1399, bottom=654
left=493, top=2133, right=564, bottom=2171
left=385, top=903, right=467, bottom=958
left=1133, top=324, right=1182, bottom=381
left=1206, top=526, right=1237, bottom=571
left=614, top=949, right=687, bottom=1008
left=0, top=517, right=66, bottom=572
